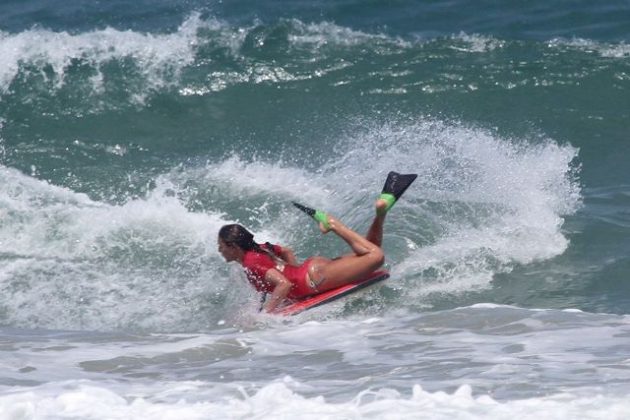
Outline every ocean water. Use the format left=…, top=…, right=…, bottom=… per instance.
left=1, top=1, right=630, bottom=418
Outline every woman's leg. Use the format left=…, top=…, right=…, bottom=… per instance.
left=300, top=172, right=417, bottom=293
left=364, top=198, right=389, bottom=247
left=365, top=171, right=417, bottom=246
left=308, top=215, right=385, bottom=292
left=315, top=198, right=387, bottom=267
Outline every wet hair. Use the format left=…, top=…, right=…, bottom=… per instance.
left=218, top=224, right=282, bottom=263
left=219, top=224, right=257, bottom=251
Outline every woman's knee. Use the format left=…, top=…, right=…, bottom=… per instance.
left=369, top=247, right=385, bottom=268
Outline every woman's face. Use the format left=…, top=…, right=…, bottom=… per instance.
left=218, top=237, right=239, bottom=262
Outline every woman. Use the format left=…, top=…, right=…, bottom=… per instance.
left=217, top=171, right=417, bottom=313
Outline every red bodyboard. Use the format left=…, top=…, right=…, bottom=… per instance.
left=273, top=270, right=390, bottom=316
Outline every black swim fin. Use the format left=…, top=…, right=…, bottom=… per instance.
left=379, top=171, right=417, bottom=213
left=292, top=202, right=330, bottom=230
left=292, top=201, right=316, bottom=218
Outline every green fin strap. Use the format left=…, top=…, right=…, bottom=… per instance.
left=314, top=209, right=330, bottom=230
left=378, top=192, right=396, bottom=214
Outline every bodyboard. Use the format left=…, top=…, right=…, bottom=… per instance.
left=273, top=270, right=390, bottom=316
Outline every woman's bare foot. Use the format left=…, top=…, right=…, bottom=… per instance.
left=319, top=215, right=336, bottom=234
left=375, top=198, right=389, bottom=216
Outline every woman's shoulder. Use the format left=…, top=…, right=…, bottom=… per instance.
left=242, top=247, right=273, bottom=267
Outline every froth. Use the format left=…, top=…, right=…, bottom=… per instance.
left=1, top=380, right=627, bottom=419
left=0, top=119, right=5, bottom=163
left=548, top=38, right=630, bottom=58
left=0, top=115, right=581, bottom=328
left=181, top=119, right=581, bottom=302
left=323, top=120, right=580, bottom=296
left=0, top=14, right=204, bottom=102
left=197, top=156, right=331, bottom=205
left=0, top=167, right=233, bottom=331
left=0, top=157, right=354, bottom=330
left=0, top=16, right=417, bottom=102
left=450, top=33, right=506, bottom=52
left=288, top=20, right=411, bottom=49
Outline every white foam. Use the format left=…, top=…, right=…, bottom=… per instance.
left=548, top=38, right=630, bottom=58
left=192, top=156, right=332, bottom=205
left=0, top=167, right=214, bottom=259
left=0, top=166, right=235, bottom=330
left=468, top=303, right=519, bottom=310
left=0, top=16, right=417, bottom=102
left=177, top=120, right=581, bottom=300
left=177, top=19, right=407, bottom=95
left=0, top=116, right=581, bottom=328
left=0, top=119, right=5, bottom=163
left=179, top=71, right=249, bottom=95
left=450, top=33, right=506, bottom=53
left=0, top=14, right=206, bottom=101
left=0, top=157, right=346, bottom=330
left=324, top=119, right=580, bottom=296
left=288, top=20, right=411, bottom=49
left=1, top=380, right=628, bottom=420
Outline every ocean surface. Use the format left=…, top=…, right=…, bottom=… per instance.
left=1, top=1, right=630, bottom=418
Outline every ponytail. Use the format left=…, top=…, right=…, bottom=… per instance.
left=218, top=224, right=284, bottom=264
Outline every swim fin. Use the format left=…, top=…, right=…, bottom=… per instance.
left=292, top=202, right=330, bottom=230
left=378, top=171, right=417, bottom=214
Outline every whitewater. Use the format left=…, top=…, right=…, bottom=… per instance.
left=2, top=1, right=630, bottom=419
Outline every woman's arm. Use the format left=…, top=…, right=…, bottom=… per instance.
left=262, top=269, right=293, bottom=312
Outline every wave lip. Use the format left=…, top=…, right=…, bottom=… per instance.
left=2, top=13, right=625, bottom=110
left=0, top=14, right=205, bottom=102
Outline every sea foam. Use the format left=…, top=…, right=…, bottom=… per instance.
left=0, top=14, right=204, bottom=102
left=1, top=379, right=628, bottom=420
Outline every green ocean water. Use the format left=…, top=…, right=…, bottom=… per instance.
left=0, top=0, right=628, bottom=328
left=3, top=2, right=630, bottom=418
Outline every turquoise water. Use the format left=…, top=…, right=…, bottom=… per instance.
left=1, top=1, right=630, bottom=418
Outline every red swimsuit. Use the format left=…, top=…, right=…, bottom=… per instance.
left=241, top=244, right=314, bottom=299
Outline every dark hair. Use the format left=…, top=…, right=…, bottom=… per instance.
left=218, top=224, right=257, bottom=251
left=218, top=224, right=282, bottom=263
